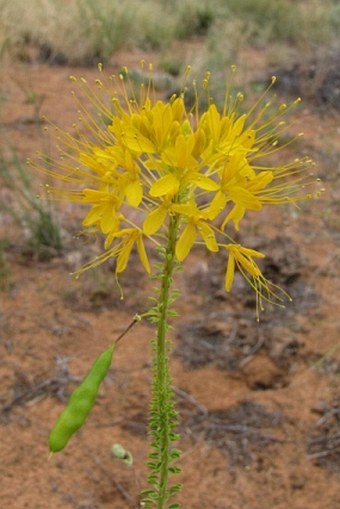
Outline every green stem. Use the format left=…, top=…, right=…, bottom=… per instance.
left=143, top=214, right=181, bottom=509
left=156, top=216, right=178, bottom=509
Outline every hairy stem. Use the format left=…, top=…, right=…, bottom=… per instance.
left=156, top=217, right=178, bottom=508
left=143, top=214, right=181, bottom=509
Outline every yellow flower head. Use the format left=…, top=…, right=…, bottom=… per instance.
left=29, top=63, right=322, bottom=314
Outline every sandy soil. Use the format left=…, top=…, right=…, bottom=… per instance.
left=1, top=51, right=340, bottom=509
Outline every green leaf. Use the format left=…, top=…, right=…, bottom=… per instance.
left=147, top=461, right=161, bottom=471
left=170, top=448, right=182, bottom=459
left=140, top=489, right=157, bottom=497
left=169, top=432, right=180, bottom=441
left=147, top=475, right=158, bottom=485
left=169, top=483, right=183, bottom=495
left=168, top=466, right=182, bottom=474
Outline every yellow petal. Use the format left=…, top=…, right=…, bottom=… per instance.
left=153, top=102, right=173, bottom=146
left=241, top=128, right=255, bottom=148
left=171, top=202, right=198, bottom=216
left=149, top=173, right=180, bottom=197
left=248, top=170, right=273, bottom=191
left=198, top=222, right=218, bottom=253
left=206, top=104, right=221, bottom=142
left=82, top=189, right=106, bottom=203
left=194, top=175, right=219, bottom=191
left=222, top=204, right=245, bottom=231
left=193, top=128, right=206, bottom=158
left=232, top=114, right=246, bottom=137
left=175, top=223, right=196, bottom=261
left=125, top=180, right=143, bottom=207
left=228, top=186, right=262, bottom=210
left=239, top=246, right=265, bottom=259
left=143, top=206, right=167, bottom=235
left=236, top=252, right=261, bottom=277
left=100, top=206, right=118, bottom=233
left=207, top=191, right=227, bottom=220
left=116, top=237, right=134, bottom=274
left=171, top=97, right=185, bottom=121
left=221, top=153, right=248, bottom=184
left=123, top=133, right=155, bottom=153
left=82, top=205, right=101, bottom=226
left=225, top=253, right=235, bottom=292
left=136, top=235, right=151, bottom=273
left=175, top=134, right=195, bottom=168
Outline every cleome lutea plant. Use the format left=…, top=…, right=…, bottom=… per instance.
left=29, top=63, right=322, bottom=508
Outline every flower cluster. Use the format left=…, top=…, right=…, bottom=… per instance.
left=31, top=64, right=320, bottom=314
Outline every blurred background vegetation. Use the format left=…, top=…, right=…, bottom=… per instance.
left=0, top=0, right=339, bottom=70
left=1, top=0, right=339, bottom=115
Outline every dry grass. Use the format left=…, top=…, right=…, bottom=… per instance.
left=0, top=0, right=338, bottom=66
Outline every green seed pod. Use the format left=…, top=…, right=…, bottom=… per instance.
left=49, top=346, right=114, bottom=453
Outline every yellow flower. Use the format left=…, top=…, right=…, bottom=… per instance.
left=113, top=229, right=151, bottom=275
left=223, top=243, right=287, bottom=320
left=224, top=244, right=265, bottom=292
left=81, top=188, right=121, bottom=234
left=30, top=64, right=321, bottom=311
left=172, top=202, right=218, bottom=261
